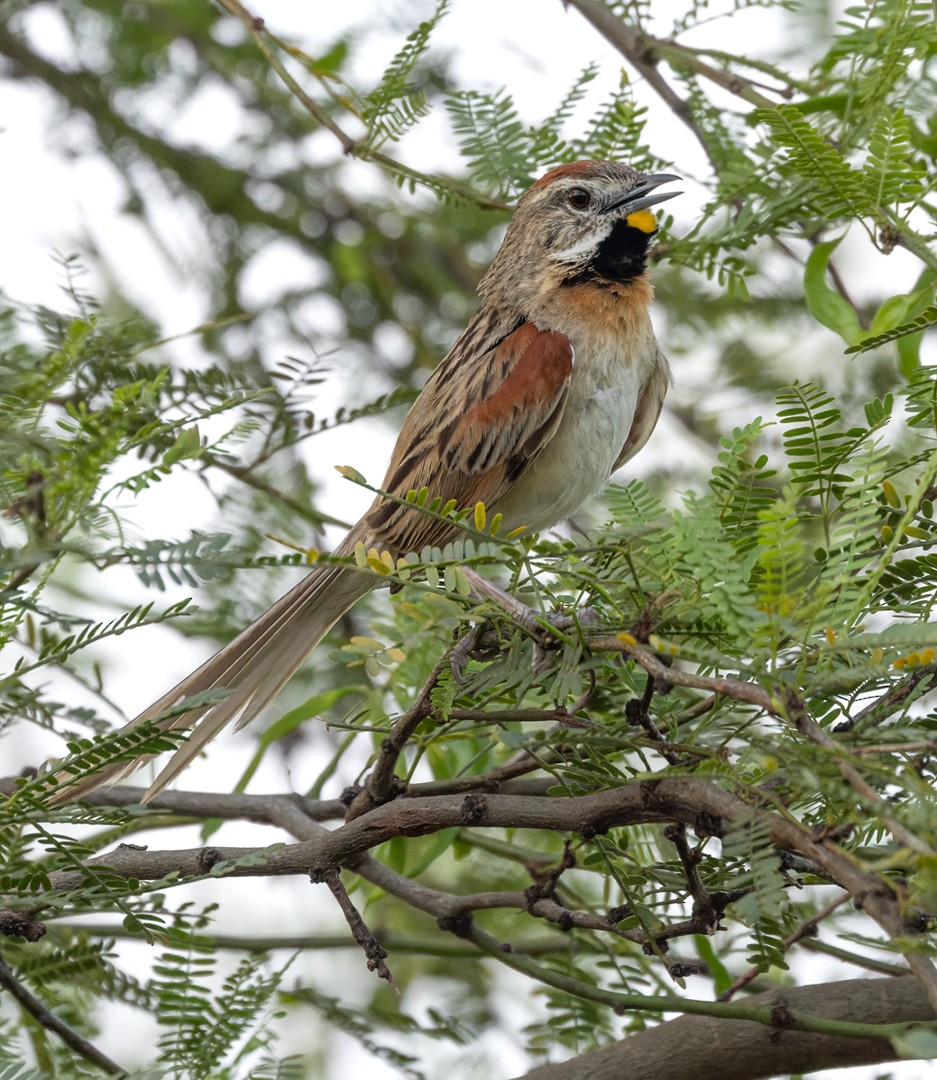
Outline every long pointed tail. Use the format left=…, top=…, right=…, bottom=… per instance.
left=53, top=560, right=374, bottom=803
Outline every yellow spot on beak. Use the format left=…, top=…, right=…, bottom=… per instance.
left=625, top=209, right=658, bottom=234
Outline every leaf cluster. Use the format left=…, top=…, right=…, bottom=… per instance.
left=4, top=1, right=937, bottom=1078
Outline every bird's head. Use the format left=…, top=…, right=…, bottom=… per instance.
left=479, top=161, right=681, bottom=303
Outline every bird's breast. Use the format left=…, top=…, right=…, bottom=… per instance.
left=492, top=301, right=659, bottom=534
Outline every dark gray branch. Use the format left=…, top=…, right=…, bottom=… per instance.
left=0, top=954, right=126, bottom=1075
left=28, top=779, right=915, bottom=957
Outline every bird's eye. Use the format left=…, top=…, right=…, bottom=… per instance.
left=567, top=187, right=592, bottom=210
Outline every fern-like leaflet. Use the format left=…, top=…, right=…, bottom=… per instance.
left=864, top=106, right=926, bottom=209
left=776, top=382, right=890, bottom=542
left=360, top=1, right=450, bottom=149
left=445, top=88, right=528, bottom=197
left=756, top=105, right=874, bottom=220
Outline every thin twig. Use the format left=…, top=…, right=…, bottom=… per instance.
left=597, top=634, right=937, bottom=860
left=563, top=0, right=777, bottom=179
left=214, top=0, right=507, bottom=209
left=312, top=868, right=398, bottom=992
left=802, top=938, right=910, bottom=978
left=785, top=694, right=937, bottom=859
left=718, top=894, right=851, bottom=1000
left=449, top=624, right=480, bottom=685
left=591, top=635, right=774, bottom=707
left=459, top=565, right=547, bottom=637
left=835, top=668, right=937, bottom=733
left=848, top=740, right=937, bottom=756
left=56, top=924, right=570, bottom=957
left=627, top=674, right=681, bottom=764
left=0, top=955, right=126, bottom=1076
left=346, top=652, right=451, bottom=818
left=563, top=0, right=712, bottom=164
left=665, top=824, right=708, bottom=910
left=204, top=456, right=349, bottom=530
left=565, top=0, right=778, bottom=107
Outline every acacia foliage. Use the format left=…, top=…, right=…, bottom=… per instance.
left=2, top=1, right=937, bottom=1078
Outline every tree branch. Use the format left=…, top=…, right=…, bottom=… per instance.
left=312, top=867, right=398, bottom=991
left=53, top=924, right=571, bottom=957
left=213, top=0, right=509, bottom=209
left=516, top=975, right=936, bottom=1080
left=27, top=779, right=920, bottom=982
left=346, top=652, right=451, bottom=818
left=0, top=954, right=126, bottom=1076
left=717, top=893, right=851, bottom=1000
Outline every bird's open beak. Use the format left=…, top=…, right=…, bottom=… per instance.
left=605, top=173, right=683, bottom=214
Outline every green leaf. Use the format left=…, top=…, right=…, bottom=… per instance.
left=693, top=935, right=733, bottom=996
left=846, top=304, right=937, bottom=358
left=161, top=425, right=202, bottom=466
left=757, top=105, right=874, bottom=220
left=360, top=1, right=449, bottom=148
left=0, top=1064, right=47, bottom=1080
left=863, top=106, right=926, bottom=207
left=864, top=270, right=937, bottom=375
left=905, top=366, right=937, bottom=433
left=803, top=238, right=863, bottom=345
left=890, top=1026, right=937, bottom=1060
left=445, top=88, right=527, bottom=196
left=232, top=687, right=360, bottom=795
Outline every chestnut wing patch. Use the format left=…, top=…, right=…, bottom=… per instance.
left=445, top=323, right=573, bottom=481
left=371, top=322, right=573, bottom=551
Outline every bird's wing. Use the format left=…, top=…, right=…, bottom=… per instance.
left=613, top=349, right=670, bottom=471
left=366, top=320, right=574, bottom=553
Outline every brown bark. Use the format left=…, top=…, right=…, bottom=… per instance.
left=517, top=976, right=934, bottom=1080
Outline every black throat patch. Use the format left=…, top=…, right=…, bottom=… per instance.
left=562, top=219, right=654, bottom=287
left=592, top=219, right=654, bottom=280
left=561, top=219, right=656, bottom=289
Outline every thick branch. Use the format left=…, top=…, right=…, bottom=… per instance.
left=516, top=975, right=935, bottom=1080
left=0, top=779, right=346, bottom=823
left=11, top=775, right=934, bottom=1053
left=32, top=780, right=914, bottom=951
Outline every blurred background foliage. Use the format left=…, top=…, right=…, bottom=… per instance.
left=2, top=0, right=937, bottom=1077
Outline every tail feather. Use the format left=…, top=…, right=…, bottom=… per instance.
left=51, top=561, right=373, bottom=804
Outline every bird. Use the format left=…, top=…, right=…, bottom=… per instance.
left=51, top=160, right=681, bottom=804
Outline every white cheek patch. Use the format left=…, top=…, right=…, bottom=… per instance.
left=548, top=229, right=610, bottom=266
